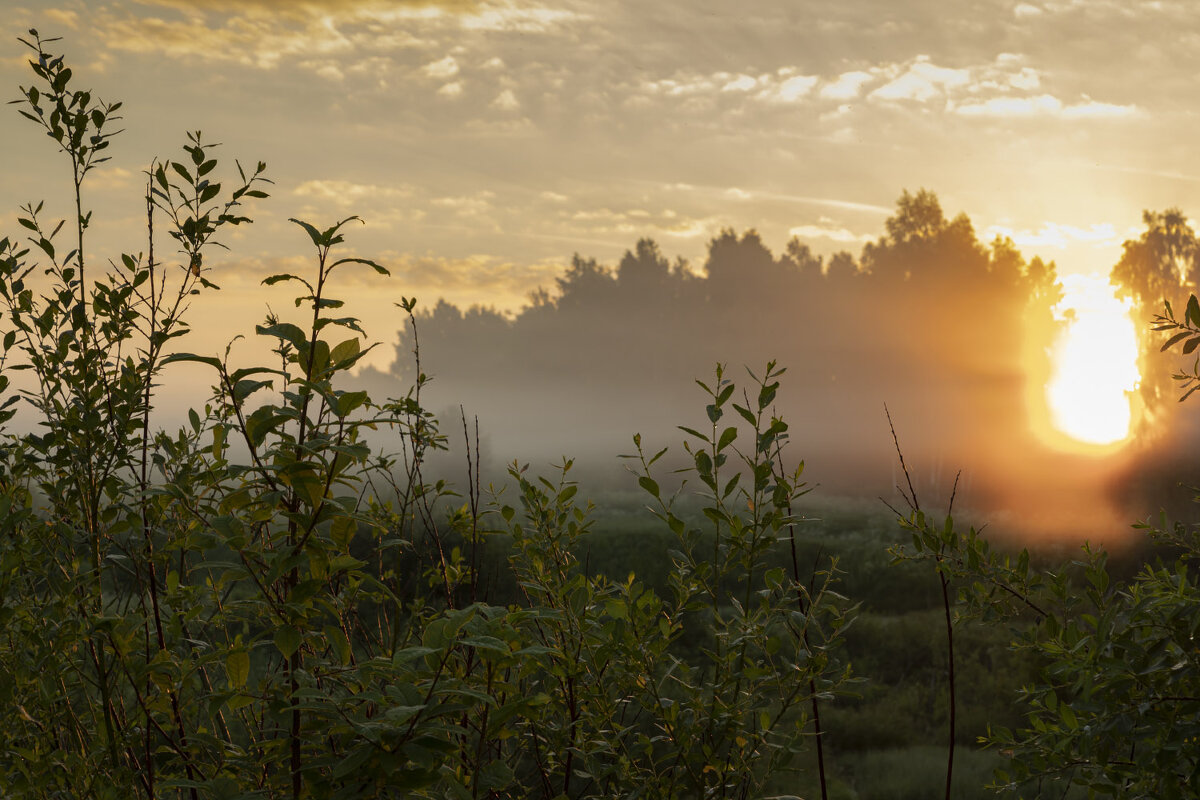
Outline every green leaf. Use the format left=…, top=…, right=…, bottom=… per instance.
left=289, top=218, right=324, bottom=246
left=717, top=426, right=738, bottom=451
left=1160, top=331, right=1191, bottom=352
left=245, top=406, right=284, bottom=448
left=332, top=745, right=374, bottom=779
left=638, top=476, right=660, bottom=498
left=261, top=273, right=304, bottom=287
left=324, top=625, right=351, bottom=664
left=255, top=321, right=309, bottom=353
left=161, top=352, right=223, bottom=371
left=334, top=390, right=369, bottom=418
left=477, top=760, right=516, bottom=791
left=274, top=626, right=301, bottom=659
left=226, top=650, right=249, bottom=689
left=330, top=256, right=390, bottom=276
left=331, top=515, right=357, bottom=548
left=329, top=337, right=360, bottom=367
left=1188, top=294, right=1200, bottom=328
left=392, top=646, right=436, bottom=666
left=383, top=705, right=427, bottom=725
left=732, top=403, right=757, bottom=426
left=758, top=380, right=779, bottom=410
left=232, top=378, right=272, bottom=404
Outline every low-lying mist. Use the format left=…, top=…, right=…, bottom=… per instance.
left=350, top=191, right=1200, bottom=546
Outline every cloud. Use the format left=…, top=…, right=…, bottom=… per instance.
left=462, top=116, right=536, bottom=136
left=820, top=70, right=873, bottom=100
left=95, top=12, right=356, bottom=70
left=44, top=8, right=81, bottom=29
left=294, top=179, right=416, bottom=206
left=643, top=67, right=820, bottom=105
left=766, top=73, right=819, bottom=103
left=437, top=80, right=465, bottom=97
left=953, top=94, right=1139, bottom=119
left=491, top=88, right=520, bottom=110
left=561, top=205, right=713, bottom=240
left=869, top=57, right=971, bottom=102
left=985, top=222, right=1121, bottom=249
left=1061, top=98, right=1140, bottom=118
left=379, top=251, right=563, bottom=312
left=722, top=74, right=758, bottom=92
left=83, top=1, right=584, bottom=75
left=788, top=223, right=873, bottom=244
left=677, top=184, right=891, bottom=216
left=422, top=55, right=460, bottom=79
left=86, top=166, right=139, bottom=191
left=431, top=191, right=496, bottom=217
left=629, top=53, right=1130, bottom=128
left=140, top=0, right=477, bottom=13
left=953, top=94, right=1064, bottom=116
left=643, top=74, right=719, bottom=97
left=458, top=5, right=587, bottom=32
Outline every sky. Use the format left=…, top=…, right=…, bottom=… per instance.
left=3, top=0, right=1200, bottom=372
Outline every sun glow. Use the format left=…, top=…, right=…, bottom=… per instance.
left=1044, top=274, right=1140, bottom=446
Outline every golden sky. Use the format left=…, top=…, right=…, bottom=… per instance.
left=3, top=0, right=1199, bottom=370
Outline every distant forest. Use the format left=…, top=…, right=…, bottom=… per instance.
left=360, top=190, right=1200, bottom=534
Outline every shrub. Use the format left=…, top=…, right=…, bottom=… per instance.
left=0, top=32, right=849, bottom=799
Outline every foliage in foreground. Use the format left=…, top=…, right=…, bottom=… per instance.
left=895, top=467, right=1200, bottom=797
left=0, top=33, right=848, bottom=799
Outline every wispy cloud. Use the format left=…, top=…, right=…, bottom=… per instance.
left=380, top=250, right=564, bottom=311
left=294, top=179, right=417, bottom=206
left=985, top=222, right=1122, bottom=249
left=706, top=185, right=891, bottom=215
left=954, top=94, right=1139, bottom=119
left=87, top=1, right=586, bottom=73
left=140, top=0, right=480, bottom=15
left=563, top=206, right=712, bottom=239
left=789, top=222, right=873, bottom=244
left=820, top=70, right=874, bottom=100
left=869, top=58, right=971, bottom=102
left=490, top=88, right=520, bottom=110
left=422, top=55, right=460, bottom=79
left=630, top=52, right=1132, bottom=127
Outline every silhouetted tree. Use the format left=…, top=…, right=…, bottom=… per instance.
left=1112, top=210, right=1199, bottom=308
left=385, top=189, right=1068, bottom=507
left=1111, top=209, right=1200, bottom=419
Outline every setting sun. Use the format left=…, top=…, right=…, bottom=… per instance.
left=1044, top=274, right=1140, bottom=446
